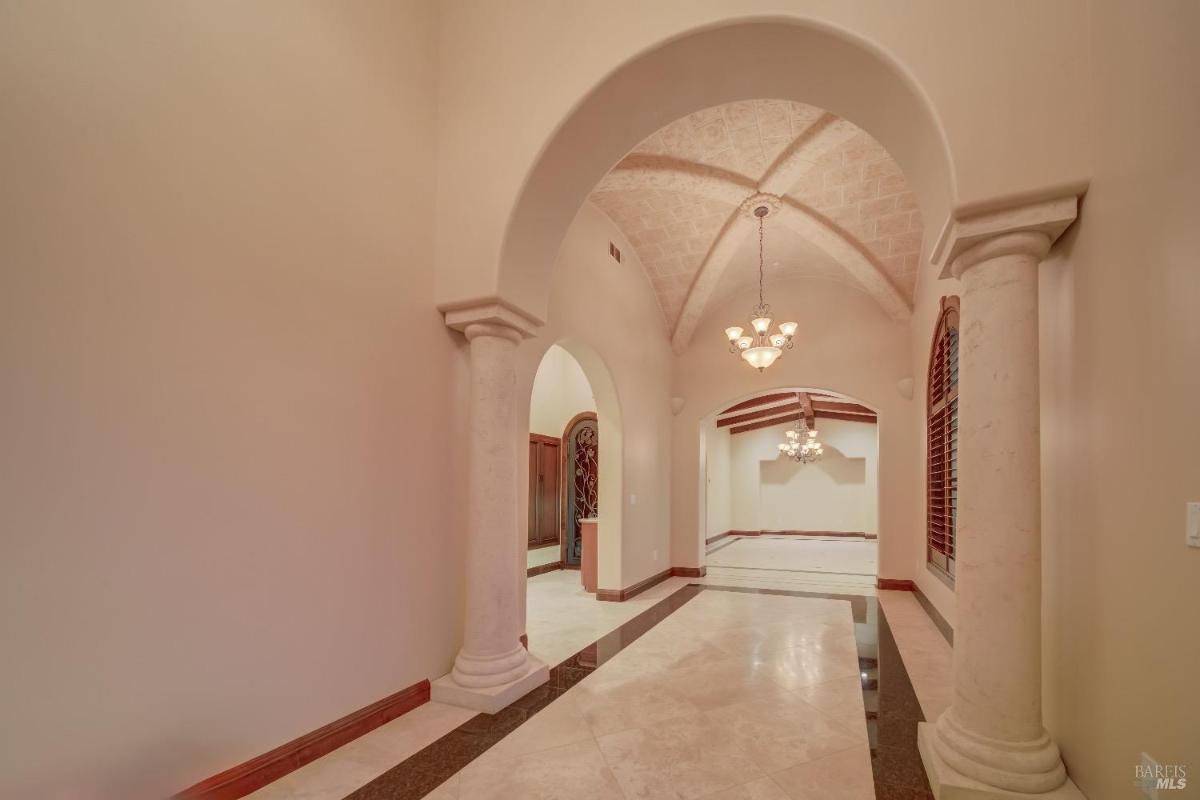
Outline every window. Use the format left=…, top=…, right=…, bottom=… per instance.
left=927, top=296, right=959, bottom=583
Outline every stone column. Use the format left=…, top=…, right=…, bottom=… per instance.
left=918, top=198, right=1084, bottom=799
left=433, top=301, right=548, bottom=714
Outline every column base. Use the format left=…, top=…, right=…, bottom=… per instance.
left=919, top=724, right=1086, bottom=800
left=431, top=655, right=549, bottom=714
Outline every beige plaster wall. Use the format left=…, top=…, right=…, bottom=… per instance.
left=0, top=2, right=463, bottom=797
left=1038, top=1, right=1200, bottom=795
left=729, top=419, right=878, bottom=534
left=528, top=344, right=597, bottom=438
left=672, top=278, right=917, bottom=579
left=515, top=202, right=673, bottom=596
left=704, top=426, right=734, bottom=540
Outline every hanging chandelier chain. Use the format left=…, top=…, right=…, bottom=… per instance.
left=757, top=214, right=765, bottom=308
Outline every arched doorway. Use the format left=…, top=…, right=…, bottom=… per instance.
left=488, top=20, right=955, bottom=324
left=699, top=387, right=881, bottom=594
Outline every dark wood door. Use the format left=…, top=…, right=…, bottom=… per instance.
left=528, top=435, right=561, bottom=549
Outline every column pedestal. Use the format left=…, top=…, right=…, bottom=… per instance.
left=431, top=657, right=549, bottom=715
left=918, top=726, right=1085, bottom=800
left=433, top=300, right=549, bottom=714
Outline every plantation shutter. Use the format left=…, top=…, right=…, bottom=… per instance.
left=927, top=296, right=959, bottom=580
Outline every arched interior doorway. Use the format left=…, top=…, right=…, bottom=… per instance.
left=699, top=388, right=881, bottom=594
left=524, top=340, right=624, bottom=589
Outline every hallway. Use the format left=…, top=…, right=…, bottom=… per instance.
left=5, top=4, right=1198, bottom=799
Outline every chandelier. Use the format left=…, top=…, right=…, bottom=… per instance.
left=778, top=416, right=824, bottom=463
left=725, top=204, right=797, bottom=371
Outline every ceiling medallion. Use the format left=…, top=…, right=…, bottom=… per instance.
left=724, top=203, right=796, bottom=371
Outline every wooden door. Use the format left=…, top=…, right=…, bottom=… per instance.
left=528, top=435, right=561, bottom=549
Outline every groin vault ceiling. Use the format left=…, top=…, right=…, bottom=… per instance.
left=588, top=100, right=923, bottom=351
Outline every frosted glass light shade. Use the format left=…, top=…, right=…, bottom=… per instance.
left=736, top=336, right=753, bottom=350
left=779, top=321, right=798, bottom=337
left=741, top=346, right=781, bottom=370
left=769, top=333, right=786, bottom=347
left=751, top=317, right=772, bottom=334
left=725, top=326, right=744, bottom=341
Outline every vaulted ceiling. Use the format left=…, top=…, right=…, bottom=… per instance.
left=588, top=100, right=923, bottom=351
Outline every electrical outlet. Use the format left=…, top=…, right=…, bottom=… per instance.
left=652, top=549, right=659, bottom=562
left=1187, top=502, right=1200, bottom=548
left=630, top=494, right=637, bottom=506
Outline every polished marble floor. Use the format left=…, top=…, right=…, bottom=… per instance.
left=248, top=566, right=952, bottom=800
left=705, top=536, right=878, bottom=596
left=362, top=587, right=881, bottom=800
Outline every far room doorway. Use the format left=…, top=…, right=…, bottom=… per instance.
left=526, top=345, right=598, bottom=574
left=702, top=390, right=880, bottom=593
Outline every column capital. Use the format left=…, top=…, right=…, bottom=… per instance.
left=438, top=295, right=543, bottom=339
left=932, top=194, right=1080, bottom=280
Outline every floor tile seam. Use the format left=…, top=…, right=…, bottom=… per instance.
left=750, top=737, right=864, bottom=777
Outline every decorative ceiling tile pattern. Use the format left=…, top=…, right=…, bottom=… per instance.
left=588, top=101, right=922, bottom=331
left=785, top=131, right=923, bottom=293
left=633, top=100, right=826, bottom=179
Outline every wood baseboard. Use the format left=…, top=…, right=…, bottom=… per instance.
left=173, top=679, right=430, bottom=800
left=705, top=530, right=732, bottom=545
left=734, top=529, right=878, bottom=540
left=596, top=566, right=706, bottom=601
left=526, top=561, right=562, bottom=577
left=877, top=578, right=916, bottom=591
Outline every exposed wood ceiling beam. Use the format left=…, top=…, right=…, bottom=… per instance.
left=728, top=408, right=878, bottom=435
left=718, top=400, right=802, bottom=428
left=811, top=400, right=875, bottom=416
left=798, top=392, right=815, bottom=429
left=814, top=410, right=878, bottom=424
left=730, top=412, right=803, bottom=436
left=720, top=392, right=799, bottom=416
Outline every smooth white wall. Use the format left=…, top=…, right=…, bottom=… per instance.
left=0, top=3, right=461, bottom=798
left=529, top=345, right=597, bottom=437
left=728, top=419, right=878, bottom=534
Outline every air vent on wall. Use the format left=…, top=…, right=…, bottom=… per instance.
left=608, top=242, right=621, bottom=263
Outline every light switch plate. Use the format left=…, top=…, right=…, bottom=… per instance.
left=1188, top=502, right=1200, bottom=548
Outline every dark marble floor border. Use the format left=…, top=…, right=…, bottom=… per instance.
left=343, top=583, right=932, bottom=800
